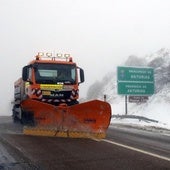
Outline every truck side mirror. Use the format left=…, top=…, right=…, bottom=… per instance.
left=79, top=68, right=85, bottom=83
left=22, top=66, right=29, bottom=81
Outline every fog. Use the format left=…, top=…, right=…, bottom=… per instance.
left=1, top=0, right=170, bottom=115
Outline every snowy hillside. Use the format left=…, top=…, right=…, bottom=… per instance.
left=86, top=48, right=170, bottom=129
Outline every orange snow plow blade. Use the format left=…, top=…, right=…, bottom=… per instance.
left=21, top=99, right=111, bottom=139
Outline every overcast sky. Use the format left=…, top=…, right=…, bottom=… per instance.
left=1, top=0, right=170, bottom=115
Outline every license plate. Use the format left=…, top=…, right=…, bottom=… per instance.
left=42, top=91, right=51, bottom=95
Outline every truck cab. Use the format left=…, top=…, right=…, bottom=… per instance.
left=22, top=53, right=84, bottom=106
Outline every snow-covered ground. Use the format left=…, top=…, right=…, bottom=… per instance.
left=111, top=116, right=170, bottom=132
left=110, top=92, right=170, bottom=131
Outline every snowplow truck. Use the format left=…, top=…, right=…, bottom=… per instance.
left=13, top=53, right=111, bottom=138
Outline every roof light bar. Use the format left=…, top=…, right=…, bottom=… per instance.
left=38, top=52, right=44, bottom=56
left=36, top=52, right=72, bottom=61
left=46, top=52, right=52, bottom=57
left=56, top=53, right=63, bottom=58
left=64, top=54, right=70, bottom=58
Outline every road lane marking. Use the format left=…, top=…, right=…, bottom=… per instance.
left=92, top=138, right=101, bottom=142
left=163, top=133, right=170, bottom=137
left=102, top=139, right=170, bottom=162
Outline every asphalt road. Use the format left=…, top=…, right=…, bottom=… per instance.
left=108, top=124, right=170, bottom=159
left=0, top=116, right=170, bottom=170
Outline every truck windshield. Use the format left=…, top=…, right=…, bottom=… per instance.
left=34, top=63, right=76, bottom=84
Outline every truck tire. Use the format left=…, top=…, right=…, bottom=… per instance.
left=12, top=113, right=18, bottom=123
left=21, top=111, right=35, bottom=126
left=20, top=112, right=27, bottom=124
left=12, top=106, right=20, bottom=123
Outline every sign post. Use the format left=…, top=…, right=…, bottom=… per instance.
left=125, top=95, right=128, bottom=115
left=117, top=66, right=154, bottom=114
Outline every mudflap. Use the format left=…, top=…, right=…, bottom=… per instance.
left=21, top=99, right=111, bottom=139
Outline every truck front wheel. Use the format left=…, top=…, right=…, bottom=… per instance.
left=21, top=111, right=35, bottom=126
